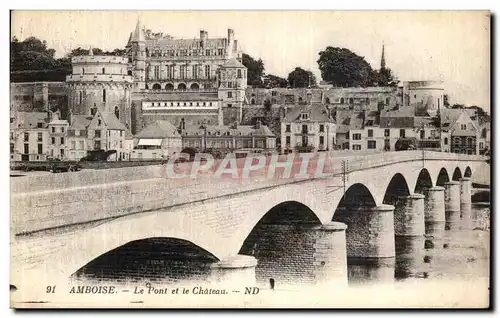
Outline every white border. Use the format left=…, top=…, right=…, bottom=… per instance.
left=2, top=1, right=498, bottom=315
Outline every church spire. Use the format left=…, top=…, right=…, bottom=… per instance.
left=131, top=18, right=145, bottom=42
left=380, top=43, right=386, bottom=69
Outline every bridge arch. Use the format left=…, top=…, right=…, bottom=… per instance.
left=452, top=167, right=462, bottom=181
left=57, top=211, right=225, bottom=278
left=72, top=237, right=218, bottom=283
left=464, top=166, right=472, bottom=178
left=414, top=168, right=433, bottom=194
left=436, top=167, right=450, bottom=186
left=335, top=183, right=376, bottom=211
left=238, top=200, right=322, bottom=285
left=383, top=173, right=411, bottom=205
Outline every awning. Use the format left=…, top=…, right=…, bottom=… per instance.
left=138, top=139, right=163, bottom=146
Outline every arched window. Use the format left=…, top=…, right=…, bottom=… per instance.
left=340, top=97, right=344, bottom=104
left=127, top=70, right=132, bottom=76
left=152, top=83, right=161, bottom=90
left=114, top=106, right=120, bottom=119
left=251, top=98, right=255, bottom=105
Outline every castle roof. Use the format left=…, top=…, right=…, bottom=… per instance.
left=69, top=115, right=92, bottom=130
left=131, top=19, right=145, bottom=42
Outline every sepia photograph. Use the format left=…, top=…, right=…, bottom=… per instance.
left=8, top=10, right=491, bottom=309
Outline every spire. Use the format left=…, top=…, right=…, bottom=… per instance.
left=89, top=45, right=93, bottom=56
left=126, top=32, right=133, bottom=47
left=380, top=43, right=386, bottom=69
left=131, top=18, right=145, bottom=42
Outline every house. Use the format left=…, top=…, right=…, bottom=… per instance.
left=131, top=120, right=182, bottom=160
left=66, top=114, right=92, bottom=161
left=10, top=111, right=50, bottom=162
left=87, top=110, right=128, bottom=161
left=182, top=120, right=276, bottom=157
left=281, top=104, right=335, bottom=153
left=379, top=108, right=417, bottom=151
left=441, top=108, right=480, bottom=154
left=47, top=112, right=69, bottom=160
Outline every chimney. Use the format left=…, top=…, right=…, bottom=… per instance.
left=200, top=30, right=207, bottom=46
left=256, top=119, right=262, bottom=129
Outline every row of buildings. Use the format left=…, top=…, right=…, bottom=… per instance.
left=10, top=21, right=490, bottom=161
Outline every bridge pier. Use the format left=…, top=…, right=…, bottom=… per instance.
left=210, top=255, right=257, bottom=287
left=310, top=222, right=348, bottom=287
left=444, top=181, right=461, bottom=231
left=422, top=187, right=446, bottom=248
left=460, top=177, right=473, bottom=230
left=335, top=204, right=396, bottom=259
left=393, top=194, right=425, bottom=277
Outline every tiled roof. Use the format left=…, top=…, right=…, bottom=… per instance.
left=100, top=112, right=127, bottom=130
left=135, top=120, right=181, bottom=138
left=183, top=124, right=275, bottom=137
left=147, top=37, right=227, bottom=50
left=284, top=105, right=331, bottom=122
left=335, top=111, right=364, bottom=133
left=380, top=108, right=415, bottom=128
left=221, top=58, right=245, bottom=68
left=69, top=115, right=92, bottom=130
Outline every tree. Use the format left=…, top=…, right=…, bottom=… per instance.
left=317, top=47, right=374, bottom=87
left=263, top=74, right=288, bottom=88
left=287, top=67, right=316, bottom=88
left=242, top=53, right=265, bottom=87
left=372, top=67, right=398, bottom=87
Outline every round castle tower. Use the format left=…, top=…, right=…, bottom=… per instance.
left=66, top=51, right=134, bottom=129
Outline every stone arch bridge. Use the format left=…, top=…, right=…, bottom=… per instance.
left=10, top=151, right=487, bottom=289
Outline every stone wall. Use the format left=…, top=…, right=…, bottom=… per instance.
left=10, top=82, right=68, bottom=116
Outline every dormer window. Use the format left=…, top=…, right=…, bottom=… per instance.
left=301, top=112, right=309, bottom=120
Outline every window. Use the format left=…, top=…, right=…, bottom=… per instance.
left=98, top=119, right=102, bottom=126
left=384, top=129, right=390, bottom=137
left=154, top=65, right=160, bottom=79
left=301, top=113, right=309, bottom=120
left=352, top=144, right=361, bottom=150
left=51, top=137, right=55, bottom=144
left=103, top=89, right=106, bottom=102
left=218, top=48, right=223, bottom=55
left=228, top=82, right=233, bottom=88
left=386, top=97, right=390, bottom=105
left=61, top=127, right=65, bottom=133
left=38, top=144, right=43, bottom=154
left=180, top=65, right=186, bottom=79
left=94, top=140, right=101, bottom=150
left=444, top=137, right=448, bottom=145
left=205, top=65, right=210, bottom=78
left=352, top=133, right=361, bottom=140
left=24, top=143, right=29, bottom=154
left=60, top=137, right=64, bottom=145
left=319, top=125, right=324, bottom=132
left=51, top=127, right=55, bottom=133
left=349, top=98, right=354, bottom=104
left=82, top=68, right=85, bottom=74
left=367, top=140, right=376, bottom=149
left=79, top=91, right=83, bottom=104
left=461, top=124, right=467, bottom=130
left=60, top=149, right=64, bottom=157
left=479, top=142, right=484, bottom=149
left=420, top=130, right=425, bottom=139
left=102, top=68, right=105, bottom=74
left=286, top=124, right=291, bottom=132
left=340, top=97, right=344, bottom=104
left=227, top=104, right=232, bottom=108
left=400, top=129, right=406, bottom=138
left=319, top=136, right=324, bottom=145
left=206, top=49, right=211, bottom=56
left=167, top=65, right=174, bottom=79
left=24, top=132, right=29, bottom=142
left=71, top=141, right=76, bottom=149
left=237, top=69, right=242, bottom=78
left=467, top=137, right=474, bottom=147
left=286, top=136, right=291, bottom=145
left=367, top=129, right=373, bottom=137
left=227, top=92, right=232, bottom=98
left=302, top=125, right=308, bottom=134
left=75, top=130, right=80, bottom=136
left=95, top=130, right=101, bottom=138
left=79, top=141, right=84, bottom=150
left=37, top=132, right=42, bottom=142
left=37, top=123, right=43, bottom=128
left=10, top=143, right=14, bottom=153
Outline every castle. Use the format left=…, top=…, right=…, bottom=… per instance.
left=66, top=20, right=247, bottom=135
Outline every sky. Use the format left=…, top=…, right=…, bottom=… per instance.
left=11, top=10, right=491, bottom=111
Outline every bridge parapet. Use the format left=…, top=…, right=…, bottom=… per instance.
left=10, top=152, right=485, bottom=236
